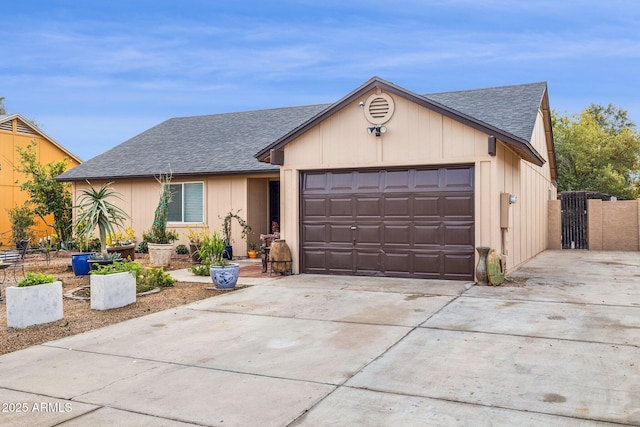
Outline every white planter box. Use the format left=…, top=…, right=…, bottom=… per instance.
left=6, top=281, right=63, bottom=329
left=90, top=271, right=136, bottom=310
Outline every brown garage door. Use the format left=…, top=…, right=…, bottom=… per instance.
left=300, top=166, right=474, bottom=280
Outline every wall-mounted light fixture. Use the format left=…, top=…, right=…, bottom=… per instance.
left=367, top=126, right=387, bottom=137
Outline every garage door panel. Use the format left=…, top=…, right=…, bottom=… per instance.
left=355, top=171, right=382, bottom=191
left=301, top=250, right=327, bottom=273
left=329, top=198, right=353, bottom=217
left=443, top=254, right=475, bottom=280
left=385, top=170, right=412, bottom=191
left=329, top=172, right=355, bottom=192
left=414, top=253, right=442, bottom=275
left=301, top=166, right=474, bottom=280
left=303, top=174, right=329, bottom=192
left=443, top=195, right=474, bottom=218
left=443, top=224, right=474, bottom=246
left=414, top=169, right=440, bottom=190
left=443, top=167, right=474, bottom=190
left=302, top=224, right=328, bottom=243
left=385, top=196, right=411, bottom=217
left=383, top=252, right=412, bottom=274
left=357, top=225, right=383, bottom=244
left=414, top=196, right=440, bottom=218
left=329, top=224, right=353, bottom=244
left=413, top=224, right=443, bottom=246
left=356, top=197, right=382, bottom=218
left=356, top=251, right=382, bottom=274
left=384, top=224, right=411, bottom=245
left=327, top=250, right=354, bottom=273
left=302, top=198, right=327, bottom=217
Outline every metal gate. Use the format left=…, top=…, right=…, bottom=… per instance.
left=561, top=191, right=587, bottom=249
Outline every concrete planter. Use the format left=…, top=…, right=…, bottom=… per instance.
left=6, top=281, right=63, bottom=329
left=147, top=243, right=173, bottom=267
left=90, top=271, right=136, bottom=310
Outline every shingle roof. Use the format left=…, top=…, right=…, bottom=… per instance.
left=423, top=81, right=547, bottom=142
left=57, top=79, right=549, bottom=182
left=57, top=104, right=329, bottom=181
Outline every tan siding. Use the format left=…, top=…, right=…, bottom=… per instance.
left=72, top=174, right=281, bottom=256
left=280, top=91, right=555, bottom=275
left=247, top=178, right=269, bottom=248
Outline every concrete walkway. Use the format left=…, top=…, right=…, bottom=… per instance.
left=1, top=250, right=639, bottom=426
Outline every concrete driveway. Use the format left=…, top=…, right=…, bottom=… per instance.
left=0, top=250, right=639, bottom=426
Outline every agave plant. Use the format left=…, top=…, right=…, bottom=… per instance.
left=74, top=181, right=129, bottom=258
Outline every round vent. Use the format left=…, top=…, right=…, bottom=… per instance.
left=364, top=92, right=395, bottom=125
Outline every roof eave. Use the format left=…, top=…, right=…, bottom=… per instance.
left=256, top=77, right=546, bottom=167
left=56, top=168, right=279, bottom=183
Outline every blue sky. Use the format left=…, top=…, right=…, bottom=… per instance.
left=2, top=0, right=639, bottom=161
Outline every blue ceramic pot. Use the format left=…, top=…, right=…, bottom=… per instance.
left=71, top=253, right=93, bottom=276
left=210, top=264, right=240, bottom=290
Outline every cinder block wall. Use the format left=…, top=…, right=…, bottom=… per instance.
left=587, top=199, right=603, bottom=250
left=547, top=200, right=561, bottom=249
left=549, top=199, right=640, bottom=251
left=596, top=200, right=639, bottom=250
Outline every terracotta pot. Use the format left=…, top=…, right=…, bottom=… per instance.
left=106, top=243, right=136, bottom=261
left=269, top=239, right=292, bottom=275
left=189, top=242, right=202, bottom=264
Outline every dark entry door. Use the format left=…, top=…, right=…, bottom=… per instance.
left=300, top=166, right=475, bottom=280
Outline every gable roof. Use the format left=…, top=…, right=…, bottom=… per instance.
left=57, top=77, right=555, bottom=182
left=256, top=77, right=552, bottom=169
left=0, top=113, right=83, bottom=164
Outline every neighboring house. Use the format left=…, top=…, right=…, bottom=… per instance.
left=57, top=77, right=557, bottom=280
left=0, top=114, right=82, bottom=247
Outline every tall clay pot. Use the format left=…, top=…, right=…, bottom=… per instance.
left=475, top=246, right=490, bottom=285
left=269, top=239, right=292, bottom=275
left=189, top=242, right=202, bottom=264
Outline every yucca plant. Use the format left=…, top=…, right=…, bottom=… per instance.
left=73, top=181, right=129, bottom=259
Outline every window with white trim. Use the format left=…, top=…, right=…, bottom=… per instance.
left=168, top=182, right=204, bottom=223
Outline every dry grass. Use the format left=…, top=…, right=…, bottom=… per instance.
left=0, top=252, right=240, bottom=356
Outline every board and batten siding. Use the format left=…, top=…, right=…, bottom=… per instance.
left=280, top=89, right=555, bottom=275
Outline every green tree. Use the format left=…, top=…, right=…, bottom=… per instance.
left=553, top=104, right=640, bottom=199
left=15, top=140, right=74, bottom=247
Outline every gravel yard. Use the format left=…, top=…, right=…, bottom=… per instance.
left=0, top=252, right=240, bottom=356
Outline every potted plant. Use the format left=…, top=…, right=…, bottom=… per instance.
left=185, top=225, right=210, bottom=264
left=89, top=260, right=141, bottom=310
left=144, top=173, right=179, bottom=267
left=106, top=226, right=136, bottom=260
left=198, top=231, right=240, bottom=290
left=247, top=243, right=259, bottom=259
left=73, top=181, right=129, bottom=271
left=5, top=272, right=63, bottom=329
left=70, top=221, right=94, bottom=276
left=221, top=210, right=252, bottom=260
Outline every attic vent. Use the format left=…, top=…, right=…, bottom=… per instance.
left=0, top=120, right=12, bottom=133
left=363, top=92, right=395, bottom=125
left=15, top=119, right=38, bottom=135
